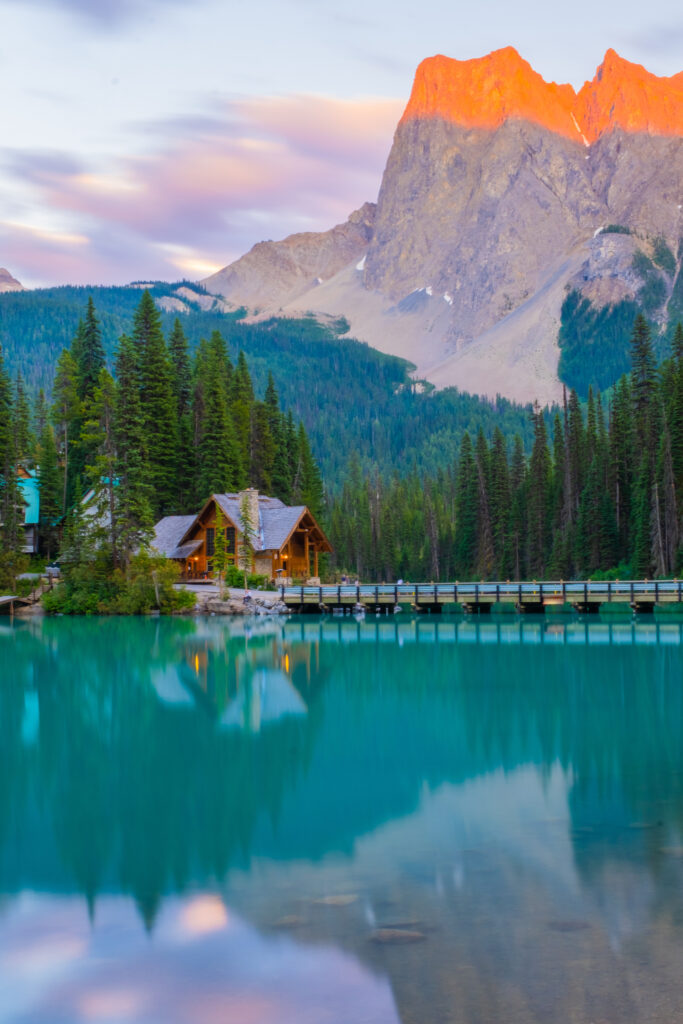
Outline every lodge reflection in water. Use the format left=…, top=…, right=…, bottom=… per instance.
left=2, top=614, right=683, bottom=1023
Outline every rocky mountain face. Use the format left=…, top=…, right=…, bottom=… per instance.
left=203, top=49, right=683, bottom=405
left=0, top=268, right=24, bottom=293
left=204, top=203, right=376, bottom=310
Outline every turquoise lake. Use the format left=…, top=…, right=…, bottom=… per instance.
left=2, top=613, right=683, bottom=1023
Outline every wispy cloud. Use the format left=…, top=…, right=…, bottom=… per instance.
left=620, top=23, right=683, bottom=57
left=2, top=0, right=189, bottom=28
left=0, top=94, right=401, bottom=286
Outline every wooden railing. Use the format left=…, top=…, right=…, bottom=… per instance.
left=281, top=580, right=683, bottom=607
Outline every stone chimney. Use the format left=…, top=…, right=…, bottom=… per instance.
left=238, top=488, right=260, bottom=541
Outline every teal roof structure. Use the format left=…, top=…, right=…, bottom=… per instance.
left=18, top=472, right=39, bottom=526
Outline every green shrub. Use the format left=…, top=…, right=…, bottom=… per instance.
left=602, top=224, right=631, bottom=235
left=558, top=290, right=640, bottom=396
left=0, top=550, right=29, bottom=594
left=15, top=578, right=36, bottom=598
left=633, top=251, right=668, bottom=314
left=588, top=562, right=633, bottom=581
left=652, top=236, right=676, bottom=277
left=220, top=564, right=270, bottom=590
left=42, top=549, right=196, bottom=615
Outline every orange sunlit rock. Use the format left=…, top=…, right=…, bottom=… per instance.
left=401, top=46, right=683, bottom=144
left=401, top=47, right=579, bottom=140
left=576, top=48, right=683, bottom=143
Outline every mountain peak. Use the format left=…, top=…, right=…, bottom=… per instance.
left=402, top=47, right=683, bottom=144
left=401, top=49, right=578, bottom=140
left=0, top=268, right=24, bottom=293
left=576, top=49, right=683, bottom=141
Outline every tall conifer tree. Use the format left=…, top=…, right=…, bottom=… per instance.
left=133, top=291, right=177, bottom=515
left=115, top=335, right=154, bottom=562
left=78, top=297, right=106, bottom=401
left=527, top=406, right=552, bottom=576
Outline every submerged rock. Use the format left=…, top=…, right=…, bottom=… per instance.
left=370, top=928, right=426, bottom=944
left=546, top=920, right=591, bottom=932
left=271, top=915, right=305, bottom=929
left=313, top=894, right=358, bottom=907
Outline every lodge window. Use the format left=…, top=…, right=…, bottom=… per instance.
left=226, top=527, right=236, bottom=554
left=206, top=527, right=215, bottom=557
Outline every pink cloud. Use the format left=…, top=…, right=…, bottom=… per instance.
left=0, top=94, right=402, bottom=287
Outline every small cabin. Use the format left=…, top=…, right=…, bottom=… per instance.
left=17, top=467, right=39, bottom=554
left=152, top=489, right=332, bottom=581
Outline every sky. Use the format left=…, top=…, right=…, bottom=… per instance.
left=1, top=0, right=682, bottom=288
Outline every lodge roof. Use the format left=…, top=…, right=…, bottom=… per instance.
left=152, top=515, right=196, bottom=558
left=152, top=492, right=332, bottom=558
left=213, top=493, right=308, bottom=553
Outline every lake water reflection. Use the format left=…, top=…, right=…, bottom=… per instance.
left=2, top=613, right=683, bottom=1023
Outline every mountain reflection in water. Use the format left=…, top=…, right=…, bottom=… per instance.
left=2, top=614, right=683, bottom=1024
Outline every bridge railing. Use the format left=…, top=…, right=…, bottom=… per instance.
left=281, top=580, right=683, bottom=602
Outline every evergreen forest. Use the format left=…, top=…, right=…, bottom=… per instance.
left=0, top=283, right=541, bottom=482
left=331, top=318, right=683, bottom=583
left=3, top=287, right=683, bottom=589
left=0, top=291, right=323, bottom=593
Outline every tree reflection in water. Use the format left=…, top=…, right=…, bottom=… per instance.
left=2, top=614, right=683, bottom=1023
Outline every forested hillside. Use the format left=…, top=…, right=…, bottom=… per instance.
left=331, top=318, right=683, bottom=583
left=0, top=291, right=325, bottom=595
left=0, top=285, right=538, bottom=482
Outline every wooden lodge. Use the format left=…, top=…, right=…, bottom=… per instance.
left=152, top=489, right=332, bottom=582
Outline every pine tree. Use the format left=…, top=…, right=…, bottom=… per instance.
left=489, top=427, right=511, bottom=576
left=69, top=318, right=86, bottom=377
left=81, top=369, right=119, bottom=564
left=609, top=375, right=634, bottom=550
left=51, top=349, right=81, bottom=512
left=78, top=297, right=106, bottom=401
left=37, top=422, right=62, bottom=560
left=653, top=429, right=678, bottom=576
left=60, top=477, right=89, bottom=566
left=293, top=422, right=324, bottom=520
left=197, top=338, right=243, bottom=495
left=212, top=506, right=229, bottom=597
left=630, top=316, right=659, bottom=576
left=237, top=491, right=256, bottom=590
left=168, top=318, right=195, bottom=510
left=231, top=350, right=255, bottom=473
left=548, top=413, right=572, bottom=578
left=507, top=434, right=527, bottom=579
left=631, top=314, right=656, bottom=436
left=527, top=405, right=552, bottom=577
left=264, top=374, right=291, bottom=502
left=284, top=411, right=299, bottom=492
left=115, top=335, right=154, bottom=563
left=133, top=291, right=177, bottom=516
left=250, top=401, right=275, bottom=493
left=13, top=372, right=34, bottom=466
left=670, top=322, right=683, bottom=503
left=474, top=429, right=494, bottom=578
left=454, top=432, right=478, bottom=579
left=168, top=318, right=192, bottom=415
left=565, top=388, right=585, bottom=523
left=34, top=389, right=49, bottom=440
left=0, top=345, right=24, bottom=579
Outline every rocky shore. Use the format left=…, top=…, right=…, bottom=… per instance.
left=191, top=589, right=289, bottom=617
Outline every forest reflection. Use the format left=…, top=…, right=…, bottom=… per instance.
left=2, top=614, right=683, bottom=934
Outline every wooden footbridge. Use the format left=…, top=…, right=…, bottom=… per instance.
left=0, top=595, right=27, bottom=616
left=281, top=580, right=683, bottom=614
